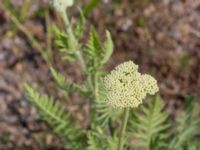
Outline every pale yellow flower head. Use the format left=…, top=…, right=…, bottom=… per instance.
left=103, top=61, right=159, bottom=109
left=50, top=0, right=73, bottom=12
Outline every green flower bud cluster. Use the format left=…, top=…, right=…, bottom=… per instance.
left=50, top=0, right=73, bottom=12
left=103, top=61, right=159, bottom=108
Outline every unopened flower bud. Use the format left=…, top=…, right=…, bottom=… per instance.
left=50, top=0, right=73, bottom=12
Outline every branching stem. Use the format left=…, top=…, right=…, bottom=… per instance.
left=60, top=9, right=97, bottom=124
left=60, top=9, right=87, bottom=73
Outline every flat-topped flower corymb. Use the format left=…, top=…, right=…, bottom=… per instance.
left=103, top=61, right=159, bottom=109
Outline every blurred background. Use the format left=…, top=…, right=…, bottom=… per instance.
left=0, top=0, right=199, bottom=149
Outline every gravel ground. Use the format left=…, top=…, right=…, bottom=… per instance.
left=0, top=0, right=199, bottom=149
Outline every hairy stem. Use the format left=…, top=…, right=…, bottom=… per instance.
left=60, top=9, right=97, bottom=124
left=117, top=108, right=129, bottom=150
left=61, top=11, right=94, bottom=83
left=60, top=10, right=87, bottom=73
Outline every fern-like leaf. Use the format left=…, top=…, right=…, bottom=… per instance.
left=100, top=31, right=113, bottom=65
left=84, top=27, right=101, bottom=71
left=86, top=126, right=118, bottom=150
left=52, top=25, right=78, bottom=61
left=128, top=96, right=169, bottom=150
left=84, top=28, right=114, bottom=73
left=95, top=83, right=122, bottom=128
left=169, top=95, right=200, bottom=150
left=75, top=9, right=85, bottom=39
left=24, top=83, right=84, bottom=150
left=50, top=67, right=88, bottom=94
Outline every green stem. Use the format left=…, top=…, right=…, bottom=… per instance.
left=94, top=73, right=99, bottom=100
left=60, top=10, right=87, bottom=73
left=87, top=73, right=99, bottom=124
left=117, top=108, right=129, bottom=150
left=109, top=118, right=114, bottom=136
left=61, top=9, right=72, bottom=34
left=61, top=9, right=94, bottom=107
left=60, top=9, right=96, bottom=124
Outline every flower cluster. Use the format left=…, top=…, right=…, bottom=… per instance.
left=50, top=0, right=73, bottom=12
left=103, top=61, right=159, bottom=108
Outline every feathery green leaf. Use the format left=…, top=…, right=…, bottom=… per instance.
left=50, top=67, right=88, bottom=94
left=128, top=96, right=169, bottom=150
left=101, top=31, right=113, bottom=65
left=169, top=95, right=200, bottom=150
left=86, top=126, right=118, bottom=150
left=24, top=83, right=84, bottom=150
left=95, top=83, right=122, bottom=128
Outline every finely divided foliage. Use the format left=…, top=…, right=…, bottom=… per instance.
left=169, top=95, right=200, bottom=150
left=128, top=96, right=169, bottom=150
left=24, top=0, right=200, bottom=149
left=85, top=28, right=113, bottom=70
left=24, top=83, right=83, bottom=150
left=52, top=25, right=79, bottom=61
left=86, top=126, right=118, bottom=150
left=95, top=83, right=122, bottom=128
left=50, top=67, right=88, bottom=94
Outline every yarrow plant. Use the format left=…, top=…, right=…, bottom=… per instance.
left=103, top=61, right=158, bottom=150
left=24, top=0, right=200, bottom=150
